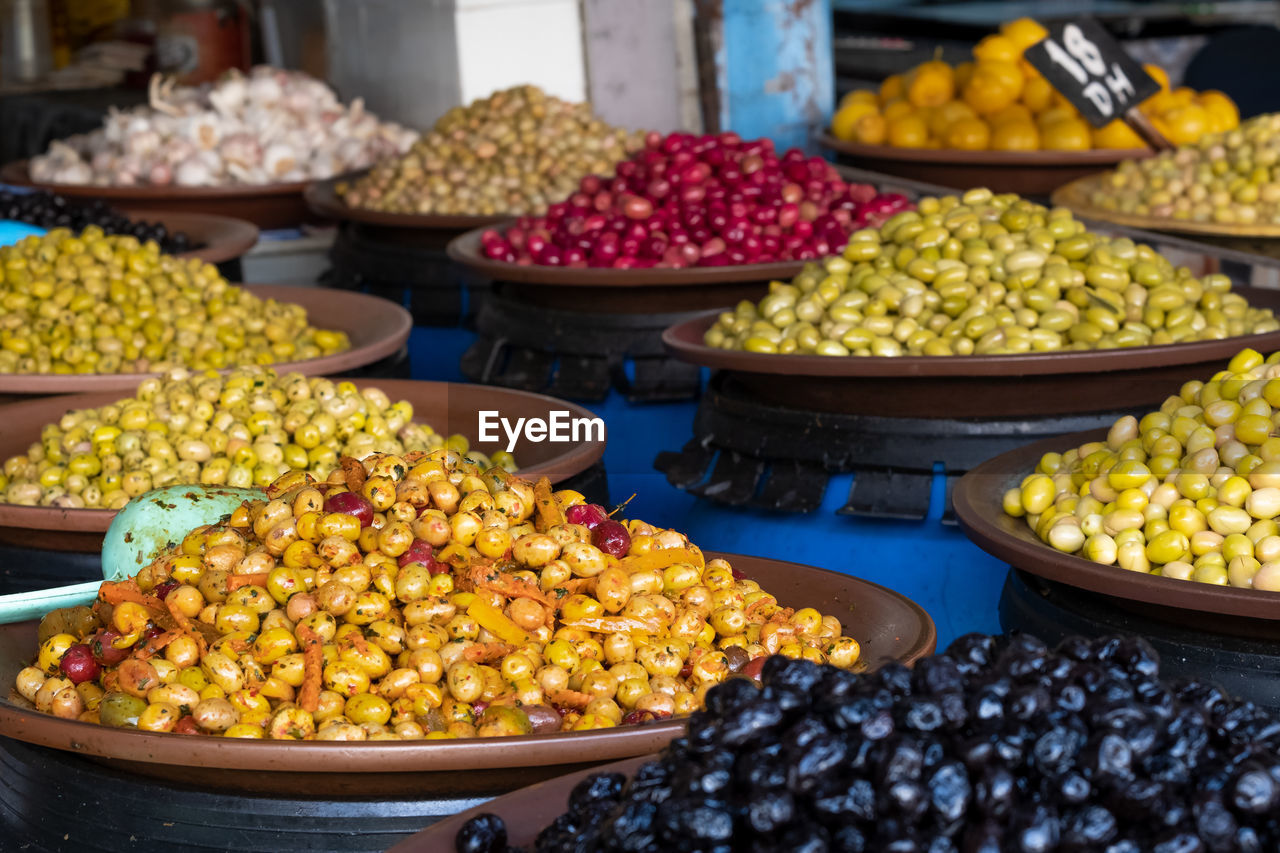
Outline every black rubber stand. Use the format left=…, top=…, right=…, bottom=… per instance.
left=656, top=373, right=1130, bottom=521
left=999, top=569, right=1280, bottom=712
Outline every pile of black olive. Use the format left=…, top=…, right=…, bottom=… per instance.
left=0, top=190, right=194, bottom=253
left=456, top=632, right=1280, bottom=852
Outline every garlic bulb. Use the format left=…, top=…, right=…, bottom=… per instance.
left=29, top=66, right=419, bottom=187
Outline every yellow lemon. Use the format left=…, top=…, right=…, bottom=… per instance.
left=906, top=59, right=956, bottom=108
left=1199, top=91, right=1240, bottom=132
left=1163, top=104, right=1211, bottom=145
left=929, top=100, right=978, bottom=138
left=954, top=61, right=976, bottom=91
left=831, top=100, right=880, bottom=140
left=973, top=34, right=1020, bottom=63
left=945, top=117, right=992, bottom=150
left=1143, top=63, right=1171, bottom=92
left=840, top=89, right=879, bottom=107
left=854, top=113, right=888, bottom=145
left=879, top=74, right=905, bottom=104
left=1021, top=76, right=1054, bottom=112
left=1041, top=117, right=1093, bottom=151
left=989, top=103, right=1034, bottom=129
left=1000, top=18, right=1049, bottom=51
left=963, top=67, right=1018, bottom=114
left=883, top=98, right=915, bottom=122
left=991, top=120, right=1040, bottom=151
left=1092, top=119, right=1146, bottom=149
left=887, top=114, right=930, bottom=148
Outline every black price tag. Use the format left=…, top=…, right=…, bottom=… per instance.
left=1023, top=18, right=1160, bottom=128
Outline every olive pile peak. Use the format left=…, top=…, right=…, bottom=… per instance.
left=1090, top=112, right=1280, bottom=225
left=705, top=188, right=1279, bottom=357
left=0, top=228, right=349, bottom=375
left=16, top=455, right=862, bottom=740
left=1006, top=347, right=1280, bottom=591
left=0, top=367, right=513, bottom=510
left=342, top=85, right=642, bottom=217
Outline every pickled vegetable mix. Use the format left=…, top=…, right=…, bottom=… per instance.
left=15, top=453, right=862, bottom=740
left=0, top=228, right=349, bottom=375
left=0, top=367, right=509, bottom=509
left=1006, top=347, right=1280, bottom=591
left=706, top=188, right=1280, bottom=357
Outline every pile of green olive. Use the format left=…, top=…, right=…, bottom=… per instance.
left=704, top=188, right=1280, bottom=357
left=1089, top=113, right=1280, bottom=225
left=1005, top=347, right=1280, bottom=591
left=0, top=228, right=349, bottom=375
left=341, top=85, right=642, bottom=216
left=0, top=367, right=515, bottom=509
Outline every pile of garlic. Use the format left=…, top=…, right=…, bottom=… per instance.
left=30, top=67, right=418, bottom=187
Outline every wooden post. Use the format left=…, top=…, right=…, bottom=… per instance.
left=1123, top=107, right=1175, bottom=152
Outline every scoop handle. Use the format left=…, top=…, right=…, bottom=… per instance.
left=0, top=581, right=101, bottom=625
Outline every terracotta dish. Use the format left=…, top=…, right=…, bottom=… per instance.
left=1052, top=175, right=1280, bottom=238
left=661, top=289, right=1280, bottom=418
left=304, top=171, right=509, bottom=231
left=0, top=284, right=410, bottom=396
left=0, top=160, right=311, bottom=230
left=448, top=226, right=808, bottom=287
left=817, top=133, right=1149, bottom=196
left=954, top=428, right=1280, bottom=620
left=0, top=379, right=606, bottom=536
left=126, top=208, right=259, bottom=264
left=0, top=554, right=934, bottom=781
left=390, top=755, right=652, bottom=851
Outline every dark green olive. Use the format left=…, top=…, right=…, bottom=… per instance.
left=98, top=692, right=147, bottom=728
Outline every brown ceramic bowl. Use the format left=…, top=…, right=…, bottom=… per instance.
left=305, top=171, right=509, bottom=231
left=1, top=160, right=311, bottom=230
left=390, top=755, right=652, bottom=851
left=126, top=208, right=260, bottom=264
left=448, top=226, right=808, bottom=287
left=816, top=133, right=1150, bottom=196
left=954, top=428, right=1280, bottom=620
left=1052, top=175, right=1280, bottom=238
left=0, top=379, right=606, bottom=540
left=0, top=553, right=934, bottom=785
left=661, top=288, right=1280, bottom=418
left=0, top=284, right=410, bottom=397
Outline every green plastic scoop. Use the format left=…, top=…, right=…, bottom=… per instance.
left=0, top=484, right=265, bottom=624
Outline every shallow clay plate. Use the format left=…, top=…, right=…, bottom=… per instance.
left=954, top=428, right=1280, bottom=620
left=1, top=160, right=311, bottom=230
left=0, top=553, right=934, bottom=774
left=1052, top=175, right=1280, bottom=238
left=0, top=379, right=606, bottom=535
left=0, top=284, right=410, bottom=396
left=126, top=208, right=259, bottom=264
left=448, top=226, right=808, bottom=287
left=660, top=289, right=1280, bottom=419
left=304, top=171, right=509, bottom=230
left=391, top=755, right=652, bottom=851
left=817, top=133, right=1149, bottom=196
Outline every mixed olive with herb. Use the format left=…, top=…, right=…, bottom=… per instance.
left=15, top=454, right=862, bottom=740
left=0, top=228, right=348, bottom=375
left=0, top=367, right=511, bottom=509
left=706, top=188, right=1280, bottom=357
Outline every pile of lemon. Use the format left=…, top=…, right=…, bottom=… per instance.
left=831, top=18, right=1240, bottom=153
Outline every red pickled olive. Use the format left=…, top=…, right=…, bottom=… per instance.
left=565, top=503, right=608, bottom=530
left=59, top=644, right=101, bottom=684
left=324, top=491, right=375, bottom=527
left=152, top=580, right=180, bottom=601
left=397, top=539, right=436, bottom=569
left=91, top=629, right=131, bottom=666
left=591, top=520, right=631, bottom=559
left=173, top=716, right=201, bottom=735
left=740, top=655, right=768, bottom=681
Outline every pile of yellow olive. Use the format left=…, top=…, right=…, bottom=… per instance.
left=1005, top=347, right=1280, bottom=591
left=0, top=367, right=513, bottom=509
left=0, top=228, right=348, bottom=375
left=16, top=454, right=862, bottom=740
left=705, top=188, right=1279, bottom=357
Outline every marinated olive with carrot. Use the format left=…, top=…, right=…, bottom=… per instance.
left=13, top=453, right=863, bottom=740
